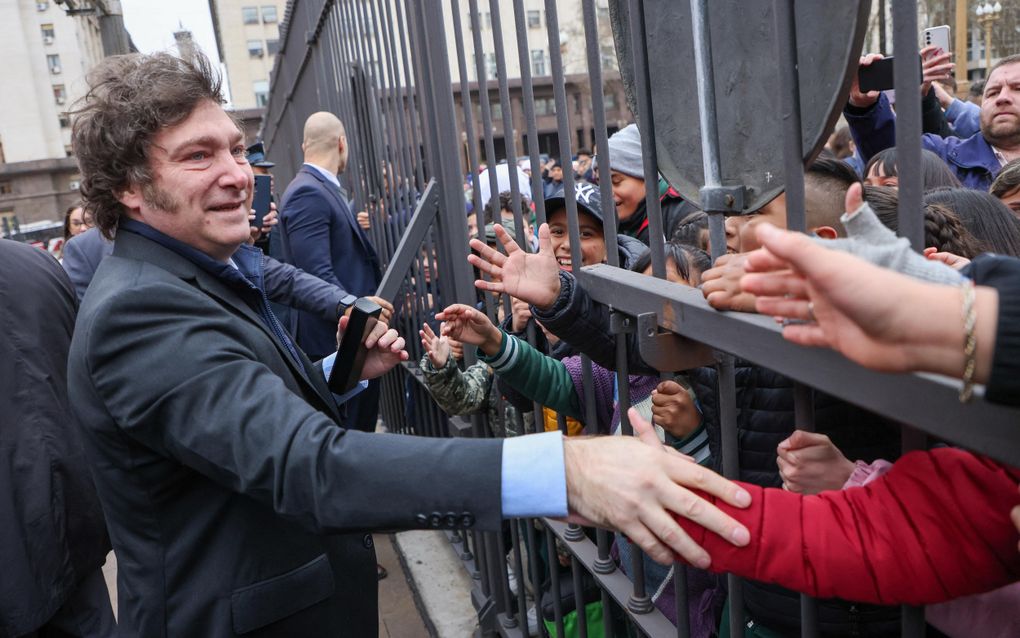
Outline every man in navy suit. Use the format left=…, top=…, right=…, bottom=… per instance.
left=279, top=112, right=386, bottom=433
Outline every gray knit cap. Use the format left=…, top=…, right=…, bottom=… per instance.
left=594, top=123, right=644, bottom=179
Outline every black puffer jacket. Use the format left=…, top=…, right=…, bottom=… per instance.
left=532, top=270, right=904, bottom=635
left=496, top=234, right=648, bottom=412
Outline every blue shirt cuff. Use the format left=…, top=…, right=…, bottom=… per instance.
left=320, top=352, right=369, bottom=404
left=500, top=431, right=568, bottom=518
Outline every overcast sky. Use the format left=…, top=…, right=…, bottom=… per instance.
left=120, top=0, right=229, bottom=97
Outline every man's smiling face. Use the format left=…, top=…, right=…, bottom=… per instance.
left=119, top=99, right=253, bottom=261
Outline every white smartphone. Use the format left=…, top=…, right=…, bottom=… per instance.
left=923, top=25, right=951, bottom=54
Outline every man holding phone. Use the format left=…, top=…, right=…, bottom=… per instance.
left=66, top=51, right=752, bottom=637
left=845, top=47, right=1020, bottom=190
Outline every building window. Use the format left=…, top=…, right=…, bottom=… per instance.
left=242, top=6, right=258, bottom=24
left=0, top=212, right=16, bottom=237
left=485, top=53, right=497, bottom=80
left=531, top=49, right=546, bottom=76
left=484, top=12, right=491, bottom=29
left=603, top=93, right=617, bottom=111
left=247, top=40, right=264, bottom=58
left=266, top=39, right=280, bottom=56
left=47, top=54, right=61, bottom=74
left=527, top=10, right=541, bottom=28
left=253, top=80, right=269, bottom=107
left=0, top=182, right=11, bottom=195
left=41, top=23, right=55, bottom=43
left=64, top=144, right=74, bottom=157
left=491, top=103, right=502, bottom=121
left=261, top=5, right=277, bottom=23
left=53, top=84, right=66, bottom=105
left=37, top=1, right=49, bottom=11
left=58, top=115, right=70, bottom=128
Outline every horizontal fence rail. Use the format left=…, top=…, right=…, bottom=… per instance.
left=259, top=1, right=1020, bottom=636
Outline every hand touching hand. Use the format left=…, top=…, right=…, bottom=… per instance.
left=468, top=224, right=562, bottom=309
left=776, top=430, right=855, bottom=494
left=923, top=246, right=971, bottom=270
left=435, top=304, right=503, bottom=356
left=701, top=253, right=759, bottom=313
left=651, top=380, right=701, bottom=439
left=562, top=407, right=751, bottom=567
left=342, top=296, right=394, bottom=326
left=419, top=322, right=451, bottom=368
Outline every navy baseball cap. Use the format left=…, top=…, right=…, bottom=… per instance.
left=544, top=182, right=605, bottom=227
left=246, top=141, right=275, bottom=168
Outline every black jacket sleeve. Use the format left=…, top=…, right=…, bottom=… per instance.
left=965, top=254, right=1020, bottom=406
left=921, top=88, right=953, bottom=138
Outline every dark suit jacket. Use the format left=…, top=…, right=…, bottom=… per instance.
left=0, top=240, right=109, bottom=636
left=62, top=227, right=350, bottom=323
left=67, top=230, right=502, bottom=637
left=279, top=166, right=381, bottom=358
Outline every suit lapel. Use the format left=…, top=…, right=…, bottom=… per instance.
left=301, top=167, right=379, bottom=264
left=115, top=232, right=342, bottom=423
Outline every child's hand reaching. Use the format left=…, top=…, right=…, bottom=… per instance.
left=435, top=304, right=503, bottom=356
left=419, top=323, right=451, bottom=369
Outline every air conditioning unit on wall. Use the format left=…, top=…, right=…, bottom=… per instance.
left=44, top=35, right=54, bottom=45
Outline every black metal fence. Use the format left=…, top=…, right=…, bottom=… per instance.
left=260, top=1, right=1020, bottom=636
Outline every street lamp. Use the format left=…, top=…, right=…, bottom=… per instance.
left=976, top=1, right=1003, bottom=78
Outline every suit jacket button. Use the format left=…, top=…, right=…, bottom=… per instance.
left=460, top=513, right=475, bottom=528
left=415, top=513, right=429, bottom=526
left=444, top=512, right=458, bottom=528
left=363, top=534, right=374, bottom=549
left=429, top=512, right=442, bottom=528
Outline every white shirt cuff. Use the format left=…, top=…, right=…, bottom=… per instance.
left=320, top=352, right=369, bottom=404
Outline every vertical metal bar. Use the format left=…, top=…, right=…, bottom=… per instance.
left=449, top=0, right=486, bottom=231
left=543, top=0, right=580, bottom=270
left=546, top=527, right=566, bottom=638
left=627, top=0, right=666, bottom=275
left=581, top=0, right=619, bottom=267
left=570, top=556, right=589, bottom=637
left=393, top=0, right=428, bottom=190
left=467, top=0, right=501, bottom=221
left=891, top=0, right=924, bottom=251
left=487, top=0, right=526, bottom=250
left=510, top=0, right=547, bottom=226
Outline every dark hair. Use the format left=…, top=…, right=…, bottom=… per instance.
left=863, top=147, right=962, bottom=190
left=805, top=157, right=861, bottom=233
left=62, top=202, right=84, bottom=243
left=923, top=187, right=1020, bottom=257
left=990, top=158, right=1020, bottom=200
left=576, top=149, right=593, bottom=158
left=671, top=210, right=709, bottom=250
left=827, top=126, right=853, bottom=160
left=631, top=240, right=712, bottom=285
left=969, top=79, right=985, bottom=98
left=496, top=190, right=532, bottom=222
left=70, top=52, right=226, bottom=239
left=863, top=186, right=983, bottom=258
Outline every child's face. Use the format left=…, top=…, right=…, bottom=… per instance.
left=736, top=193, right=788, bottom=253
left=641, top=258, right=697, bottom=286
left=866, top=163, right=898, bottom=188
left=610, top=170, right=647, bottom=222
left=466, top=213, right=478, bottom=240
left=547, top=207, right=606, bottom=272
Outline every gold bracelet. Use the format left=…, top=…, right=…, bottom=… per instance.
left=959, top=279, right=977, bottom=403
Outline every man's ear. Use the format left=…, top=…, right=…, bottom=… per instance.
left=116, top=183, right=144, bottom=213
left=811, top=225, right=839, bottom=240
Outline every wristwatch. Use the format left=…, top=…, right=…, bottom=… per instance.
left=335, top=293, right=359, bottom=318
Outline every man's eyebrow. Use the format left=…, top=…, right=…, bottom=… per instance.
left=165, top=134, right=244, bottom=154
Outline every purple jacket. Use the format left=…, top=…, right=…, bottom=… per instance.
left=844, top=93, right=1002, bottom=191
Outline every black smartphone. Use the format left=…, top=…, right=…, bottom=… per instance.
left=327, top=297, right=383, bottom=395
left=858, top=56, right=923, bottom=93
left=252, top=174, right=272, bottom=229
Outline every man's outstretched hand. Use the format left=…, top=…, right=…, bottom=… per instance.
left=562, top=408, right=751, bottom=567
left=468, top=223, right=561, bottom=310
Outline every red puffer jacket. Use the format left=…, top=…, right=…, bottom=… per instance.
left=674, top=448, right=1020, bottom=605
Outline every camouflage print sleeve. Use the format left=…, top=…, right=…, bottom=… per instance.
left=420, top=354, right=493, bottom=416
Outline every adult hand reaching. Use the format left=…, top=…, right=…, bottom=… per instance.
left=468, top=223, right=562, bottom=310
left=920, top=45, right=953, bottom=97
left=562, top=407, right=751, bottom=567
left=776, top=431, right=855, bottom=494
left=701, top=253, right=759, bottom=313
left=342, top=296, right=394, bottom=326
